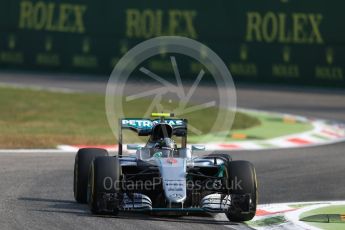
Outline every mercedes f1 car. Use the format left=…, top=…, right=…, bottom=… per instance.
left=73, top=113, right=257, bottom=221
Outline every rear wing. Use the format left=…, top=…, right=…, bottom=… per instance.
left=120, top=118, right=187, bottom=136
left=118, top=118, right=188, bottom=156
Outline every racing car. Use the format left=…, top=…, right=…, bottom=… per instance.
left=73, top=113, right=257, bottom=221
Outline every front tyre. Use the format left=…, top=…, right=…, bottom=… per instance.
left=226, top=160, right=257, bottom=222
left=88, top=156, right=121, bottom=214
left=74, top=148, right=108, bottom=203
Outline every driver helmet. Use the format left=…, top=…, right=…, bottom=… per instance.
left=156, top=138, right=175, bottom=150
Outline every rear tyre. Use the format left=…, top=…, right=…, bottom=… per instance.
left=225, top=160, right=257, bottom=222
left=88, top=156, right=121, bottom=214
left=73, top=148, right=108, bottom=203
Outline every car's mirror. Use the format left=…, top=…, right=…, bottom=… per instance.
left=127, top=144, right=141, bottom=150
left=173, top=127, right=187, bottom=137
left=192, top=145, right=205, bottom=151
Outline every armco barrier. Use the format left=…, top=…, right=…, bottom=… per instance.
left=0, top=0, right=344, bottom=87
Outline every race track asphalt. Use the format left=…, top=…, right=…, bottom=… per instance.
left=0, top=71, right=344, bottom=230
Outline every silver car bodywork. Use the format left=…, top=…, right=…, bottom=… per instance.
left=116, top=147, right=231, bottom=212
left=103, top=116, right=253, bottom=214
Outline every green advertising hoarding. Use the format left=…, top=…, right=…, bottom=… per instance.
left=0, top=0, right=344, bottom=86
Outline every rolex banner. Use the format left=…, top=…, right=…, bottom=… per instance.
left=0, top=0, right=344, bottom=87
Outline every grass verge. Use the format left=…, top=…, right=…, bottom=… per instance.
left=0, top=86, right=260, bottom=148
left=188, top=112, right=313, bottom=142
left=299, top=205, right=345, bottom=230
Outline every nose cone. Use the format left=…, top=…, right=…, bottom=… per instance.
left=164, top=180, right=187, bottom=203
left=157, top=158, right=187, bottom=204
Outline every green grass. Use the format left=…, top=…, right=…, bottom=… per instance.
left=234, top=113, right=312, bottom=139
left=247, top=215, right=287, bottom=227
left=188, top=112, right=313, bottom=142
left=299, top=205, right=345, bottom=230
left=0, top=87, right=114, bottom=148
left=0, top=86, right=260, bottom=148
